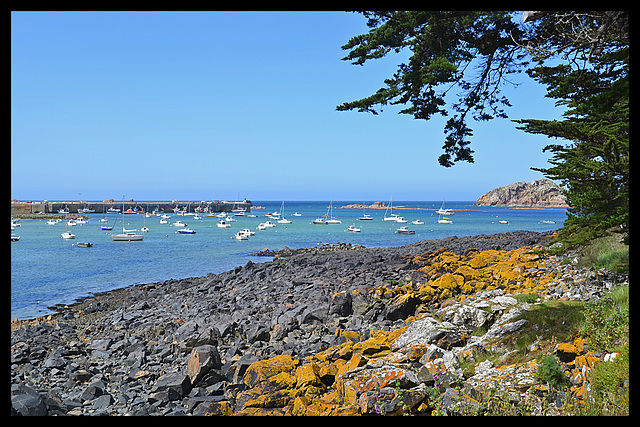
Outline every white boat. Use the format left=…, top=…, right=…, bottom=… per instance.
left=141, top=226, right=150, bottom=232
left=257, top=223, right=267, bottom=230
left=325, top=198, right=342, bottom=224
left=263, top=220, right=276, bottom=228
left=75, top=218, right=88, bottom=224
left=499, top=220, right=509, bottom=224
left=107, top=207, right=120, bottom=214
left=110, top=197, right=144, bottom=241
left=234, top=231, right=249, bottom=240
left=160, top=218, right=168, bottom=224
left=161, top=214, right=172, bottom=219
left=176, top=228, right=196, bottom=234
left=438, top=216, right=453, bottom=224
left=11, top=234, right=20, bottom=242
left=436, top=199, right=455, bottom=215
left=394, top=216, right=407, bottom=223
left=76, top=242, right=93, bottom=248
left=217, top=220, right=230, bottom=228
left=99, top=217, right=109, bottom=223
left=61, top=231, right=76, bottom=239
left=58, top=207, right=69, bottom=214
left=101, top=225, right=113, bottom=231
left=111, top=232, right=144, bottom=241
left=47, top=219, right=59, bottom=225
left=292, top=212, right=302, bottom=217
left=540, top=220, right=556, bottom=224
left=277, top=201, right=292, bottom=224
left=347, top=224, right=361, bottom=233
left=396, top=226, right=415, bottom=234
left=312, top=218, right=327, bottom=225
left=241, top=228, right=255, bottom=236
left=67, top=220, right=77, bottom=226
left=172, top=221, right=187, bottom=227
left=383, top=197, right=399, bottom=221
left=359, top=214, right=373, bottom=221
left=412, top=219, right=425, bottom=225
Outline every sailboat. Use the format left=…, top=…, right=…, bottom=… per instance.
left=277, top=201, right=292, bottom=224
left=110, top=197, right=144, bottom=241
left=358, top=203, right=373, bottom=220
left=382, top=197, right=399, bottom=221
left=436, top=199, right=455, bottom=216
left=325, top=198, right=342, bottom=224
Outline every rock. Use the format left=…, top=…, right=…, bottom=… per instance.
left=12, top=393, right=48, bottom=416
left=188, top=345, right=222, bottom=387
left=153, top=372, right=191, bottom=401
left=474, top=179, right=567, bottom=207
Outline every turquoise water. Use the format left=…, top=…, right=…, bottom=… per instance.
left=10, top=201, right=566, bottom=320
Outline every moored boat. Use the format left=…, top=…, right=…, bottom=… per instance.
left=396, top=226, right=415, bottom=234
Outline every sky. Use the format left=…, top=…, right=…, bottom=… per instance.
left=11, top=11, right=565, bottom=202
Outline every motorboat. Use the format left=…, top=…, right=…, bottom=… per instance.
left=217, top=220, right=230, bottom=228
left=412, top=219, right=425, bottom=225
left=358, top=214, right=373, bottom=221
left=257, top=223, right=267, bottom=230
left=160, top=218, right=168, bottom=224
left=241, top=228, right=256, bottom=236
left=177, top=228, right=196, bottom=234
left=47, top=219, right=59, bottom=225
left=541, top=220, right=556, bottom=224
left=76, top=242, right=93, bottom=248
left=292, top=212, right=302, bottom=217
left=347, top=224, right=361, bottom=233
left=396, top=226, right=415, bottom=235
left=234, top=231, right=249, bottom=240
left=394, top=216, right=407, bottom=223
left=67, top=220, right=77, bottom=226
left=141, top=226, right=150, bottom=232
left=263, top=221, right=276, bottom=228
left=101, top=225, right=113, bottom=230
left=61, top=231, right=76, bottom=239
left=11, top=234, right=20, bottom=242
left=312, top=218, right=327, bottom=225
left=172, top=221, right=187, bottom=227
left=499, top=220, right=509, bottom=224
left=438, top=217, right=453, bottom=224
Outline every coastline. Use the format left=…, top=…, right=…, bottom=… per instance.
left=11, top=230, right=627, bottom=415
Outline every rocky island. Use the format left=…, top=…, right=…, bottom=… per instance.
left=474, top=179, right=567, bottom=208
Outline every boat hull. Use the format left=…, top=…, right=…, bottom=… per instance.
left=110, top=233, right=143, bottom=241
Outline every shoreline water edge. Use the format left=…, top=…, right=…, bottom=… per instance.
left=11, top=230, right=628, bottom=415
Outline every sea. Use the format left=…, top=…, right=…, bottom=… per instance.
left=10, top=200, right=567, bottom=321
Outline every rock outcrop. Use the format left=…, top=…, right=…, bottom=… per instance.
left=474, top=179, right=567, bottom=207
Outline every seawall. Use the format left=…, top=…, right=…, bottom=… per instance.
left=10, top=200, right=252, bottom=215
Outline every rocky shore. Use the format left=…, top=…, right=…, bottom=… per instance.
left=11, top=231, right=627, bottom=416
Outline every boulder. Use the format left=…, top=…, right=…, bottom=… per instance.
left=188, top=345, right=222, bottom=387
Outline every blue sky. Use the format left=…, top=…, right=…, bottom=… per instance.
left=11, top=11, right=564, bottom=202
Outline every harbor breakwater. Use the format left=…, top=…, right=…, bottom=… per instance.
left=10, top=200, right=252, bottom=215
left=10, top=231, right=628, bottom=415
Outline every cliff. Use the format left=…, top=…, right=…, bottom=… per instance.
left=474, top=179, right=567, bottom=207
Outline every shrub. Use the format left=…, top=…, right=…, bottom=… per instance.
left=536, top=355, right=570, bottom=390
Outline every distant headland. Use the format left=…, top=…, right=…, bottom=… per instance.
left=474, top=179, right=568, bottom=208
